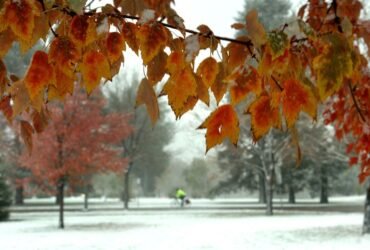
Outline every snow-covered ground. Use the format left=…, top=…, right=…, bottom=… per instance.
left=1, top=197, right=370, bottom=250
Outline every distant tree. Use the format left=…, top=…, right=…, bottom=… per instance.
left=183, top=158, right=211, bottom=198
left=20, top=89, right=132, bottom=228
left=0, top=174, right=12, bottom=221
left=105, top=74, right=174, bottom=209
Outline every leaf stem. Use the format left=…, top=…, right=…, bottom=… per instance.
left=348, top=82, right=366, bottom=122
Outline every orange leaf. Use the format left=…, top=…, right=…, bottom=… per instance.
left=247, top=95, right=281, bottom=141
left=196, top=57, right=219, bottom=88
left=227, top=67, right=262, bottom=105
left=245, top=9, right=267, bottom=47
left=147, top=51, right=168, bottom=84
left=195, top=75, right=210, bottom=106
left=281, top=79, right=317, bottom=127
left=81, top=51, right=111, bottom=94
left=122, top=21, right=139, bottom=54
left=137, top=23, right=168, bottom=64
left=0, top=96, right=13, bottom=123
left=166, top=51, right=186, bottom=74
left=106, top=32, right=126, bottom=63
left=48, top=68, right=75, bottom=101
left=24, top=51, right=54, bottom=100
left=20, top=120, right=34, bottom=154
left=162, top=67, right=197, bottom=118
left=199, top=104, right=239, bottom=152
left=70, top=15, right=88, bottom=44
left=211, top=63, right=228, bottom=104
left=8, top=80, right=30, bottom=117
left=223, top=37, right=250, bottom=73
left=0, top=28, right=15, bottom=57
left=1, top=0, right=41, bottom=41
left=136, top=78, right=159, bottom=125
left=48, top=37, right=81, bottom=77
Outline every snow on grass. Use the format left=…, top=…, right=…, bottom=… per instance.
left=1, top=204, right=370, bottom=250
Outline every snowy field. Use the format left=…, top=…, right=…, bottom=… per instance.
left=1, top=197, right=370, bottom=250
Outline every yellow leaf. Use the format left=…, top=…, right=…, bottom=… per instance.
left=137, top=23, right=168, bottom=64
left=8, top=80, right=30, bottom=117
left=166, top=51, right=186, bottom=75
left=136, top=78, right=159, bottom=125
left=69, top=15, right=97, bottom=47
left=24, top=51, right=54, bottom=100
left=162, top=67, right=197, bottom=118
left=245, top=9, right=267, bottom=47
left=196, top=57, right=219, bottom=88
left=81, top=50, right=111, bottom=94
left=313, top=33, right=353, bottom=100
left=199, top=104, right=239, bottom=152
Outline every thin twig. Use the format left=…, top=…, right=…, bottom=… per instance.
left=348, top=82, right=366, bottom=122
left=271, top=75, right=284, bottom=91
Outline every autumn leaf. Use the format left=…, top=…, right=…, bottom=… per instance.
left=48, top=37, right=81, bottom=77
left=69, top=15, right=97, bottom=47
left=8, top=80, right=30, bottom=117
left=1, top=0, right=41, bottom=41
left=199, top=104, right=239, bottom=152
left=267, top=30, right=289, bottom=60
left=137, top=23, right=168, bottom=64
left=245, top=9, right=267, bottom=47
left=67, top=0, right=87, bottom=15
left=313, top=33, right=353, bottom=100
left=194, top=74, right=210, bottom=106
left=211, top=63, right=228, bottom=104
left=0, top=59, right=7, bottom=95
left=20, top=120, right=34, bottom=154
left=281, top=79, right=317, bottom=127
left=166, top=51, right=186, bottom=74
left=147, top=50, right=167, bottom=84
left=247, top=95, right=281, bottom=141
left=227, top=67, right=262, bottom=105
left=24, top=51, right=54, bottom=100
left=80, top=50, right=111, bottom=94
left=162, top=67, right=197, bottom=118
left=223, top=38, right=250, bottom=73
left=0, top=96, right=13, bottom=123
left=106, top=32, right=126, bottom=63
left=122, top=21, right=139, bottom=54
left=196, top=57, right=219, bottom=88
left=0, top=28, right=16, bottom=57
left=136, top=78, right=159, bottom=125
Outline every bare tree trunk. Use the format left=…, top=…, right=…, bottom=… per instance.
left=320, top=166, right=329, bottom=204
left=288, top=184, right=296, bottom=204
left=363, top=184, right=370, bottom=234
left=58, top=181, right=65, bottom=229
left=265, top=174, right=273, bottom=216
left=258, top=173, right=266, bottom=204
left=123, top=163, right=132, bottom=209
left=15, top=186, right=24, bottom=205
left=84, top=189, right=89, bottom=210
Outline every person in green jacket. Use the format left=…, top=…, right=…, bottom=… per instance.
left=175, top=187, right=189, bottom=207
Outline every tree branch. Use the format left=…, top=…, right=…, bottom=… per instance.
left=348, top=82, right=366, bottom=123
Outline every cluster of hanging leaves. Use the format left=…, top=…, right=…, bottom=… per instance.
left=0, top=0, right=369, bottom=181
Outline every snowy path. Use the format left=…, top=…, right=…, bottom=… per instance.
left=1, top=204, right=370, bottom=250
